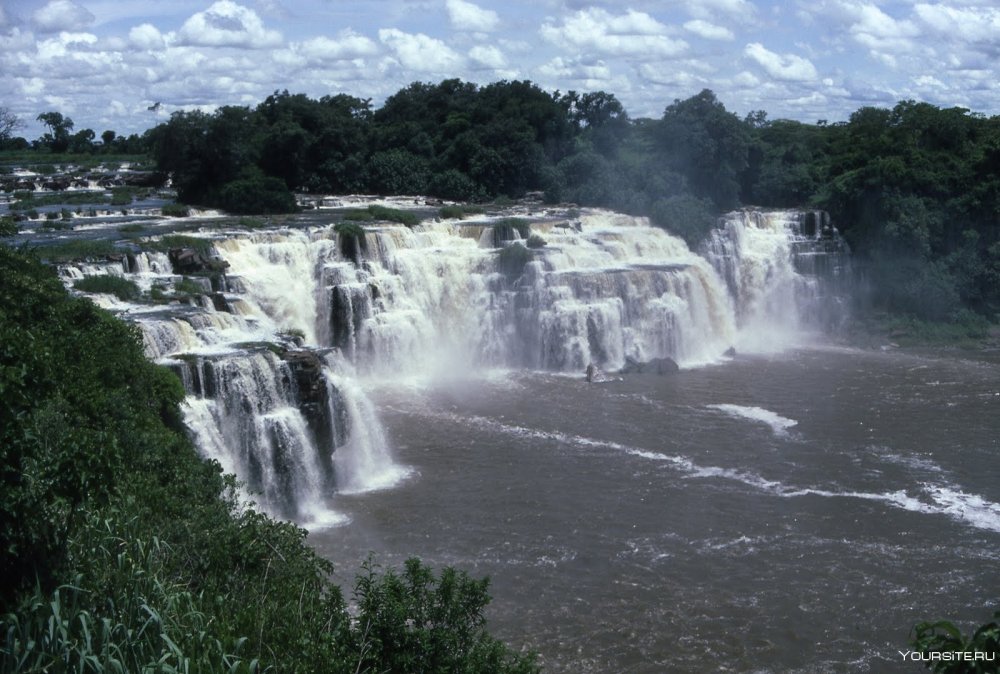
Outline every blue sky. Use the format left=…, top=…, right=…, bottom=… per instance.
left=2, top=0, right=998, bottom=138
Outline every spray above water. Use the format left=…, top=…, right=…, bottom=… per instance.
left=65, top=205, right=850, bottom=523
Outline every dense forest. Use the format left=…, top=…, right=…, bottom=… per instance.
left=5, top=80, right=1000, bottom=325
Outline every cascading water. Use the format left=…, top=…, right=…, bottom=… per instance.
left=703, top=208, right=850, bottom=350
left=62, top=204, right=850, bottom=524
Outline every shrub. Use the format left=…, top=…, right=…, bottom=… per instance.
left=161, top=202, right=190, bottom=217
left=367, top=204, right=419, bottom=227
left=37, top=239, right=118, bottom=262
left=492, top=218, right=531, bottom=247
left=341, top=208, right=375, bottom=222
left=910, top=611, right=1000, bottom=673
left=109, top=187, right=137, bottom=205
left=218, top=176, right=297, bottom=215
left=174, top=277, right=206, bottom=296
left=0, top=216, right=17, bottom=237
left=144, top=234, right=214, bottom=257
left=428, top=169, right=482, bottom=202
left=73, top=275, right=141, bottom=301
left=497, top=242, right=533, bottom=280
left=526, top=234, right=547, bottom=249
left=335, top=221, right=367, bottom=263
left=439, top=204, right=485, bottom=220
left=0, top=245, right=537, bottom=672
left=650, top=195, right=718, bottom=247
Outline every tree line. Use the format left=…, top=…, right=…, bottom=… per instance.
left=5, top=81, right=1000, bottom=323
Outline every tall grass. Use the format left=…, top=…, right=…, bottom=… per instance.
left=1, top=520, right=257, bottom=674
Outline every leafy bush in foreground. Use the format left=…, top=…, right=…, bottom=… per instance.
left=0, top=244, right=537, bottom=673
left=910, top=611, right=1000, bottom=673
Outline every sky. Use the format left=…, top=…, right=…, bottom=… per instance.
left=1, top=0, right=999, bottom=138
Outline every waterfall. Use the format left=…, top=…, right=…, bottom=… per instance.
left=703, top=209, right=850, bottom=350
left=66, top=205, right=850, bottom=524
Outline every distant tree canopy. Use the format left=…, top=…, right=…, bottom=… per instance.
left=8, top=81, right=1000, bottom=320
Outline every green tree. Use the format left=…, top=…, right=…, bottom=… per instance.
left=36, top=111, right=74, bottom=152
left=660, top=89, right=749, bottom=210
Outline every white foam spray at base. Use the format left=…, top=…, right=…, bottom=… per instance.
left=397, top=407, right=1000, bottom=535
left=327, top=369, right=412, bottom=495
left=706, top=404, right=798, bottom=435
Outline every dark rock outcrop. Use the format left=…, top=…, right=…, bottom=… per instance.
left=168, top=247, right=230, bottom=274
left=282, top=350, right=349, bottom=460
left=620, top=355, right=680, bottom=375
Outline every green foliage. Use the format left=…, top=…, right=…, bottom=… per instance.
left=910, top=611, right=1000, bottom=673
left=72, top=275, right=141, bottom=301
left=492, top=218, right=532, bottom=247
left=161, top=202, right=190, bottom=217
left=9, top=191, right=108, bottom=211
left=334, top=221, right=367, bottom=263
left=429, top=169, right=483, bottom=202
left=0, top=244, right=535, bottom=672
left=341, top=208, right=375, bottom=222
left=367, top=204, right=420, bottom=227
left=0, top=217, right=16, bottom=237
left=526, top=234, right=547, bottom=249
left=218, top=176, right=297, bottom=215
left=334, top=221, right=366, bottom=238
left=660, top=89, right=749, bottom=211
left=109, top=187, right=149, bottom=206
left=497, top=242, right=533, bottom=281
left=144, top=234, right=214, bottom=257
left=36, top=239, right=119, bottom=262
left=235, top=216, right=267, bottom=229
left=369, top=149, right=429, bottom=195
left=650, top=195, right=718, bottom=247
left=173, top=277, right=206, bottom=297
left=351, top=557, right=540, bottom=674
left=439, top=204, right=484, bottom=220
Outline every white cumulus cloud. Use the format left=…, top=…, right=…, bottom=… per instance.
left=378, top=28, right=464, bottom=72
left=298, top=31, right=379, bottom=62
left=745, top=42, right=819, bottom=81
left=177, top=1, right=283, bottom=49
left=683, top=20, right=734, bottom=41
left=446, top=0, right=500, bottom=32
left=540, top=8, right=687, bottom=58
left=129, top=24, right=166, bottom=51
left=914, top=3, right=1000, bottom=44
left=32, top=0, right=95, bottom=33
left=469, top=45, right=507, bottom=69
left=684, top=0, right=755, bottom=21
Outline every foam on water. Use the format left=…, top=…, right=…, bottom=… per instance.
left=706, top=403, right=798, bottom=435
left=397, top=406, right=1000, bottom=534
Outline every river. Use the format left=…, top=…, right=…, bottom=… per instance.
left=310, top=346, right=1000, bottom=673
left=54, top=202, right=1000, bottom=671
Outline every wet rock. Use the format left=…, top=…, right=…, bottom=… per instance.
left=168, top=247, right=230, bottom=274
left=42, top=177, right=71, bottom=191
left=620, top=356, right=680, bottom=375
left=282, top=350, right=349, bottom=458
left=123, top=171, right=168, bottom=188
left=724, top=346, right=737, bottom=357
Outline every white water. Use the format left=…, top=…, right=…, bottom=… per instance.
left=706, top=404, right=798, bottom=435
left=68, top=206, right=849, bottom=524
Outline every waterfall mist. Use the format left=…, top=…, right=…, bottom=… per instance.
left=62, top=205, right=851, bottom=524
